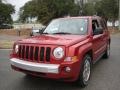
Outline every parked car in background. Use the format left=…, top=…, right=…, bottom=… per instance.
left=30, top=27, right=46, bottom=36
left=30, top=28, right=40, bottom=36
left=0, top=24, right=13, bottom=29
left=10, top=16, right=110, bottom=87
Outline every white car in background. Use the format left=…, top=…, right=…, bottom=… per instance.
left=30, top=27, right=45, bottom=36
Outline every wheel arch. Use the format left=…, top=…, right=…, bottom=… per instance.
left=78, top=43, right=93, bottom=63
left=109, top=38, right=111, bottom=44
left=85, top=49, right=93, bottom=62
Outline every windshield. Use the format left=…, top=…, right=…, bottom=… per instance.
left=43, top=18, right=88, bottom=35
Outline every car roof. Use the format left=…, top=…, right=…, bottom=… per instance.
left=55, top=16, right=101, bottom=20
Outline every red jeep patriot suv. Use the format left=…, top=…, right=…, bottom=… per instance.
left=10, top=16, right=110, bottom=87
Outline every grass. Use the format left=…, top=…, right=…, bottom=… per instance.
left=110, top=30, right=120, bottom=35
left=0, top=40, right=14, bottom=49
left=0, top=28, right=31, bottom=36
left=108, top=27, right=120, bottom=34
left=0, top=29, right=31, bottom=49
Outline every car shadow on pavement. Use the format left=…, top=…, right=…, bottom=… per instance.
left=18, top=74, right=81, bottom=90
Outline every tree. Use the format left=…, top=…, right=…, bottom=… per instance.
left=19, top=0, right=79, bottom=25
left=0, top=1, right=15, bottom=25
left=96, top=0, right=118, bottom=27
left=82, top=0, right=118, bottom=27
left=83, top=2, right=96, bottom=16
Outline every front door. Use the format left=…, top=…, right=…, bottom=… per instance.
left=92, top=19, right=104, bottom=61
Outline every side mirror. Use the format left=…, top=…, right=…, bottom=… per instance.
left=39, top=27, right=46, bottom=34
left=93, top=27, right=103, bottom=35
left=39, top=29, right=43, bottom=34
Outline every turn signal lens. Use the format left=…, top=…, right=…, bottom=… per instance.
left=64, top=56, right=78, bottom=62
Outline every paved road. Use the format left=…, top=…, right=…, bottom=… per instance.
left=0, top=34, right=120, bottom=90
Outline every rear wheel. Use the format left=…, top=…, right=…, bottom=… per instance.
left=103, top=44, right=110, bottom=59
left=76, top=54, right=92, bottom=88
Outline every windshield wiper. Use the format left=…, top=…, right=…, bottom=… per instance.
left=53, top=32, right=71, bottom=34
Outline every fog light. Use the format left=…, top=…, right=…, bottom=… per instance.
left=65, top=67, right=71, bottom=73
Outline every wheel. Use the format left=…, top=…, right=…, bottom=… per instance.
left=103, top=44, right=110, bottom=59
left=76, top=54, right=92, bottom=88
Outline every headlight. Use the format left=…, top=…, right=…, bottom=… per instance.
left=53, top=47, right=64, bottom=59
left=15, top=45, right=19, bottom=53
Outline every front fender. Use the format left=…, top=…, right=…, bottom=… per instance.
left=67, top=41, right=92, bottom=80
left=78, top=43, right=92, bottom=61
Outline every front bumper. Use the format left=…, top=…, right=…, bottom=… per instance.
left=10, top=58, right=81, bottom=81
left=10, top=58, right=59, bottom=74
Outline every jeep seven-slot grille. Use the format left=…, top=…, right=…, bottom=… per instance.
left=18, top=45, right=51, bottom=62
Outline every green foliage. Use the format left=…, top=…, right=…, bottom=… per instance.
left=20, top=0, right=119, bottom=26
left=0, top=1, right=15, bottom=25
left=96, top=0, right=119, bottom=21
left=19, top=0, right=79, bottom=25
left=83, top=2, right=96, bottom=16
left=82, top=0, right=118, bottom=23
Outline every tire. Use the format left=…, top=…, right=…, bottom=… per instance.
left=103, top=44, right=110, bottom=59
left=25, top=73, right=34, bottom=78
left=76, top=54, right=92, bottom=88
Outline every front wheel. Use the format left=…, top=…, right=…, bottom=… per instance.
left=76, top=55, right=92, bottom=88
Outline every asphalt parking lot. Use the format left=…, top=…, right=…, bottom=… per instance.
left=0, top=34, right=120, bottom=90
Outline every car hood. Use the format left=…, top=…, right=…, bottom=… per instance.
left=18, top=35, right=88, bottom=47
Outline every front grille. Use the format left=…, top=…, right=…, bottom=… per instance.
left=30, top=46, right=34, bottom=60
left=46, top=47, right=51, bottom=62
left=26, top=46, right=29, bottom=59
left=34, top=47, right=39, bottom=61
left=18, top=45, right=51, bottom=62
left=40, top=47, right=45, bottom=61
left=22, top=46, right=25, bottom=58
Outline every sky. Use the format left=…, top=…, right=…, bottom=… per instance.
left=6, top=0, right=31, bottom=21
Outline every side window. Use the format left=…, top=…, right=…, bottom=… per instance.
left=92, top=19, right=103, bottom=35
left=92, top=20, right=99, bottom=33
